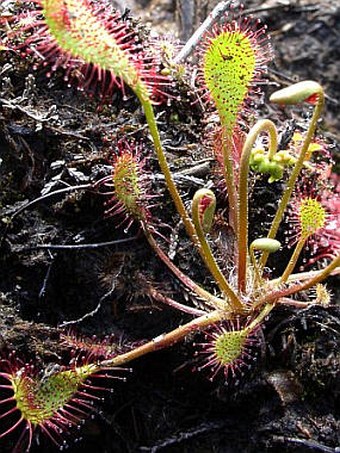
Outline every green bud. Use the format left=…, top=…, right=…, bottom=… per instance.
left=258, top=157, right=271, bottom=173
left=267, top=161, right=283, bottom=181
left=251, top=238, right=281, bottom=253
left=270, top=81, right=322, bottom=105
left=192, top=189, right=216, bottom=233
left=253, top=153, right=266, bottom=164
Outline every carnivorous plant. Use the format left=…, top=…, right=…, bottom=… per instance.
left=0, top=1, right=339, bottom=451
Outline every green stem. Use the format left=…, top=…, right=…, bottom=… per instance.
left=137, top=93, right=198, bottom=247
left=258, top=255, right=339, bottom=305
left=138, top=94, right=241, bottom=313
left=280, top=237, right=307, bottom=284
left=282, top=266, right=340, bottom=284
left=250, top=245, right=263, bottom=289
left=290, top=255, right=340, bottom=293
left=238, top=120, right=278, bottom=293
left=192, top=193, right=244, bottom=311
left=247, top=303, right=275, bottom=331
left=249, top=238, right=281, bottom=290
left=101, top=310, right=223, bottom=368
left=148, top=285, right=206, bottom=316
left=221, top=128, right=238, bottom=231
left=142, top=223, right=228, bottom=311
left=259, top=89, right=325, bottom=270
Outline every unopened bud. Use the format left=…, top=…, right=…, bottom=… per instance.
left=270, top=81, right=323, bottom=105
left=251, top=238, right=281, bottom=253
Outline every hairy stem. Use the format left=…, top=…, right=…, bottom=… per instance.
left=290, top=255, right=340, bottom=293
left=148, top=285, right=206, bottom=316
left=259, top=89, right=325, bottom=270
left=142, top=223, right=228, bottom=311
left=221, top=130, right=238, bottom=231
left=238, top=120, right=278, bottom=292
left=250, top=245, right=262, bottom=288
left=283, top=266, right=340, bottom=283
left=247, top=302, right=274, bottom=331
left=192, top=192, right=244, bottom=311
left=280, top=237, right=306, bottom=283
left=259, top=255, right=339, bottom=305
left=138, top=93, right=243, bottom=310
left=101, top=310, right=223, bottom=367
left=137, top=93, right=199, bottom=246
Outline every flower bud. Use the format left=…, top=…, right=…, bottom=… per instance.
left=251, top=238, right=281, bottom=253
left=270, top=81, right=322, bottom=105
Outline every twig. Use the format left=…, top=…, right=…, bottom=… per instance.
left=244, top=4, right=319, bottom=16
left=8, top=183, right=92, bottom=221
left=0, top=184, right=92, bottom=248
left=59, top=257, right=125, bottom=327
left=59, top=296, right=106, bottom=328
left=140, top=420, right=227, bottom=452
left=39, top=251, right=54, bottom=300
left=272, top=436, right=337, bottom=453
left=0, top=97, right=58, bottom=124
left=23, top=236, right=139, bottom=251
left=0, top=97, right=91, bottom=139
left=174, top=1, right=234, bottom=64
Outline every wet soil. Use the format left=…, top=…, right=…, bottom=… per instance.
left=0, top=1, right=339, bottom=452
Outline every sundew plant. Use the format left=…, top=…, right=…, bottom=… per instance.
left=0, top=0, right=339, bottom=451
